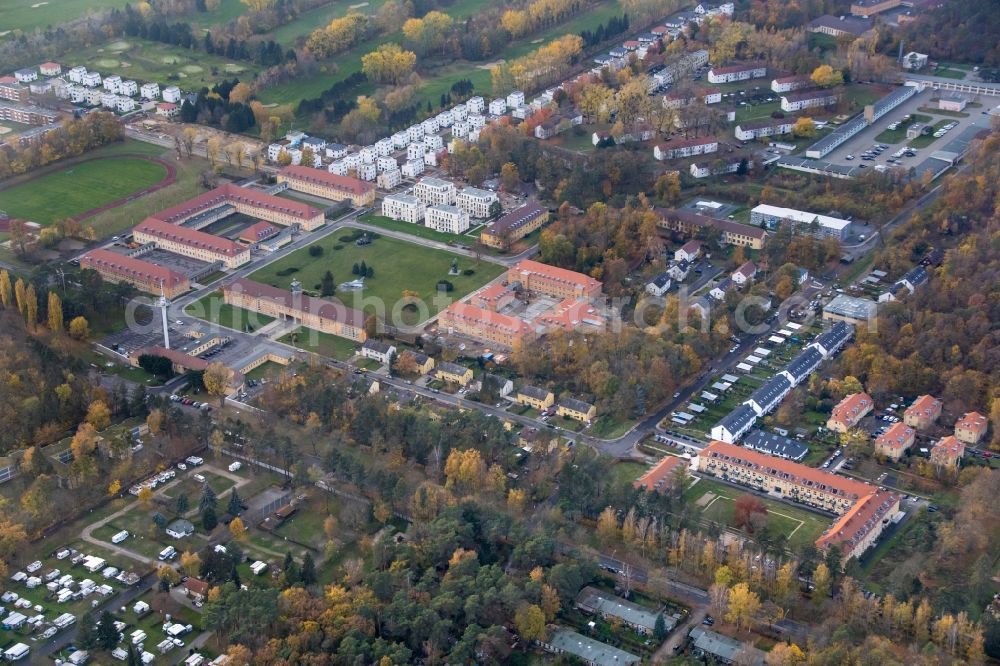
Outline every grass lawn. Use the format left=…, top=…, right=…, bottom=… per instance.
left=609, top=461, right=646, bottom=487
left=279, top=326, right=359, bottom=360
left=874, top=113, right=932, bottom=144
left=930, top=68, right=966, bottom=80
left=359, top=212, right=468, bottom=243
left=588, top=415, right=635, bottom=439
left=185, top=291, right=276, bottom=332
left=0, top=0, right=129, bottom=35
left=247, top=230, right=505, bottom=319
left=245, top=361, right=286, bottom=381
left=62, top=38, right=258, bottom=90
left=908, top=120, right=951, bottom=149
left=0, top=156, right=166, bottom=225
left=269, top=0, right=391, bottom=45
left=735, top=101, right=781, bottom=123
left=684, top=477, right=830, bottom=549
left=553, top=126, right=605, bottom=152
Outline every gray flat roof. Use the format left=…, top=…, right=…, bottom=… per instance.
left=576, top=586, right=672, bottom=632
left=546, top=629, right=641, bottom=666
left=744, top=429, right=809, bottom=461
left=825, top=294, right=877, bottom=321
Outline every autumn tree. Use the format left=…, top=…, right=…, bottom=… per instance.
left=47, top=291, right=63, bottom=333
left=443, top=448, right=486, bottom=496
left=733, top=494, right=768, bottom=534
left=146, top=408, right=163, bottom=436
left=500, top=162, right=520, bottom=192
left=792, top=117, right=816, bottom=138
left=204, top=362, right=233, bottom=407
left=108, top=479, right=122, bottom=496
left=157, top=564, right=180, bottom=591
left=0, top=520, right=29, bottom=561
left=361, top=43, right=417, bottom=84
left=86, top=400, right=111, bottom=430
left=812, top=562, right=832, bottom=602
left=71, top=422, right=99, bottom=458
left=725, top=582, right=761, bottom=631
left=229, top=517, right=247, bottom=541
left=0, top=270, right=10, bottom=309
left=69, top=316, right=89, bottom=340
left=180, top=551, right=202, bottom=577
left=810, top=64, right=843, bottom=88
left=514, top=603, right=546, bottom=642
left=24, top=284, right=37, bottom=329
left=138, top=486, right=153, bottom=508
left=596, top=506, right=619, bottom=544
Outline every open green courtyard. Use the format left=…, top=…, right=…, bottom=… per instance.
left=684, top=477, right=831, bottom=550
left=247, top=230, right=506, bottom=319
left=279, top=326, right=359, bottom=360
left=0, top=156, right=167, bottom=225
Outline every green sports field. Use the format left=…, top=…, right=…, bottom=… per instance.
left=247, top=230, right=505, bottom=321
left=0, top=156, right=168, bottom=225
left=0, top=0, right=129, bottom=36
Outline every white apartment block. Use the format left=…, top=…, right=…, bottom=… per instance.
left=489, top=98, right=507, bottom=115
left=425, top=204, right=470, bottom=234
left=116, top=96, right=136, bottom=113
left=326, top=143, right=348, bottom=159
left=468, top=114, right=485, bottom=129
left=267, top=143, right=285, bottom=161
left=382, top=193, right=426, bottom=223
left=85, top=88, right=103, bottom=105
left=436, top=109, right=454, bottom=127
left=68, top=66, right=87, bottom=83
left=424, top=134, right=443, bottom=151
left=707, top=63, right=767, bottom=84
left=119, top=80, right=138, bottom=96
left=506, top=90, right=525, bottom=108
left=467, top=128, right=481, bottom=143
left=376, top=156, right=397, bottom=173
left=512, top=105, right=533, bottom=120
left=407, top=124, right=425, bottom=142
left=103, top=75, right=122, bottom=93
left=466, top=96, right=485, bottom=114
left=407, top=142, right=425, bottom=161
left=392, top=131, right=409, bottom=149
left=140, top=82, right=160, bottom=100
left=456, top=187, right=498, bottom=219
left=286, top=148, right=302, bottom=165
left=781, top=91, right=839, bottom=112
left=67, top=85, right=86, bottom=103
left=734, top=119, right=795, bottom=141
left=414, top=177, right=457, bottom=206
left=452, top=121, right=470, bottom=139
left=452, top=104, right=468, bottom=121
left=343, top=153, right=361, bottom=169
left=401, top=159, right=424, bottom=178
left=100, top=92, right=117, bottom=109
left=82, top=71, right=101, bottom=87
left=377, top=168, right=401, bottom=190
left=328, top=160, right=348, bottom=176
left=422, top=117, right=439, bottom=134
left=375, top=138, right=394, bottom=156
left=360, top=146, right=376, bottom=164
left=162, top=86, right=181, bottom=103
left=357, top=163, right=376, bottom=181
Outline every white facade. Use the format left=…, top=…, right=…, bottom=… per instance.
left=707, top=64, right=767, bottom=84
left=342, top=153, right=361, bottom=169
left=425, top=204, right=470, bottom=234
left=162, top=86, right=181, bottom=103
left=452, top=104, right=468, bottom=121
left=421, top=117, right=439, bottom=134
left=734, top=119, right=794, bottom=141
left=82, top=71, right=101, bottom=87
left=357, top=163, right=376, bottom=181
left=267, top=143, right=285, bottom=161
left=407, top=124, right=425, bottom=142
left=467, top=128, right=481, bottom=143
left=360, top=146, right=376, bottom=164
left=468, top=114, right=485, bottom=129
left=85, top=88, right=103, bottom=105
left=414, top=177, right=457, bottom=205
left=103, top=75, right=122, bottom=93
left=68, top=85, right=86, bottom=103
left=376, top=156, right=397, bottom=173
left=456, top=187, right=498, bottom=219
left=375, top=138, right=394, bottom=156
left=116, top=96, right=136, bottom=113
left=326, top=144, right=348, bottom=159
left=392, top=131, right=409, bottom=149
left=512, top=104, right=532, bottom=120
left=406, top=142, right=425, bottom=161
left=424, top=134, right=443, bottom=151
left=140, top=82, right=160, bottom=100
left=119, top=80, right=138, bottom=96
left=14, top=69, right=38, bottom=83
left=451, top=121, right=469, bottom=139
left=382, top=193, right=426, bottom=223
left=506, top=91, right=525, bottom=108
left=489, top=98, right=507, bottom=115
left=436, top=110, right=454, bottom=127
left=328, top=160, right=348, bottom=176
left=101, top=92, right=118, bottom=109
left=781, top=92, right=839, bottom=112
left=377, top=168, right=401, bottom=190
left=68, top=66, right=87, bottom=83
left=401, top=159, right=424, bottom=178
left=466, top=96, right=485, bottom=114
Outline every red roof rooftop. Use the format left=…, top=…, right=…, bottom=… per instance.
left=634, top=456, right=686, bottom=492
left=224, top=278, right=367, bottom=328
left=150, top=183, right=321, bottom=226
left=135, top=218, right=246, bottom=258
left=80, top=248, right=189, bottom=289
left=239, top=221, right=279, bottom=243
left=279, top=165, right=374, bottom=196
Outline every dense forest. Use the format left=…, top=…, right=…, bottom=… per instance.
left=897, top=0, right=1000, bottom=69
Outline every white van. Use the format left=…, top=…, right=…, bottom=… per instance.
left=158, top=546, right=176, bottom=561
left=112, top=530, right=130, bottom=544
left=228, top=462, right=242, bottom=472
left=193, top=474, right=206, bottom=483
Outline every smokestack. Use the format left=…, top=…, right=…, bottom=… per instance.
left=159, top=282, right=170, bottom=349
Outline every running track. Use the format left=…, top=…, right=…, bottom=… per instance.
left=71, top=154, right=177, bottom=222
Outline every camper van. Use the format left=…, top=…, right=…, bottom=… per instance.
left=158, top=546, right=177, bottom=561
left=3, top=642, right=30, bottom=661
left=228, top=462, right=242, bottom=472
left=112, top=530, right=130, bottom=544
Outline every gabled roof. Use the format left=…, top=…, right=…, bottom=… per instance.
left=80, top=249, right=188, bottom=290
left=900, top=265, right=928, bottom=287
left=876, top=422, right=915, bottom=450
left=812, top=320, right=852, bottom=352
left=361, top=339, right=395, bottom=355
left=733, top=261, right=757, bottom=278
left=279, top=165, right=374, bottom=196
left=436, top=361, right=470, bottom=376
left=746, top=375, right=791, bottom=409
left=518, top=385, right=552, bottom=400
left=955, top=411, right=988, bottom=434
left=715, top=403, right=756, bottom=434
left=784, top=347, right=823, bottom=380
left=223, top=278, right=366, bottom=328
left=743, top=430, right=809, bottom=461
left=559, top=397, right=594, bottom=413
left=830, top=392, right=873, bottom=424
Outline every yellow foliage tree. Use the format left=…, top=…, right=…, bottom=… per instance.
left=792, top=117, right=816, bottom=138
left=361, top=43, right=417, bottom=84
left=229, top=516, right=247, bottom=541
left=725, top=582, right=761, bottom=631
left=71, top=423, right=98, bottom=459
left=86, top=400, right=111, bottom=431
left=68, top=316, right=89, bottom=340
left=810, top=64, right=843, bottom=88
left=203, top=361, right=233, bottom=407
left=108, top=479, right=122, bottom=496
left=47, top=291, right=63, bottom=333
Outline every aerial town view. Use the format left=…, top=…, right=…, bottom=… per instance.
left=0, top=0, right=998, bottom=662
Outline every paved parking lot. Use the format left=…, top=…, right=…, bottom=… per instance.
left=814, top=87, right=993, bottom=172
left=141, top=248, right=212, bottom=278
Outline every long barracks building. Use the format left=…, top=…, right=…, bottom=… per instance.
left=277, top=165, right=375, bottom=207
left=79, top=248, right=191, bottom=298
left=133, top=218, right=251, bottom=269
left=696, top=441, right=899, bottom=563
left=151, top=183, right=325, bottom=231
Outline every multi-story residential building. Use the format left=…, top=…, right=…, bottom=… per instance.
left=455, top=187, right=498, bottom=219
left=557, top=398, right=596, bottom=423
left=930, top=435, right=964, bottom=469
left=904, top=394, right=942, bottom=430
left=140, top=82, right=160, bottom=100
left=781, top=89, right=841, bottom=112
left=103, top=75, right=122, bottom=93
left=424, top=134, right=444, bottom=151
left=100, top=92, right=118, bottom=109
left=413, top=177, right=457, bottom=206
left=698, top=441, right=900, bottom=562
left=401, top=159, right=424, bottom=178
left=474, top=283, right=516, bottom=311
left=238, top=221, right=279, bottom=247
left=79, top=249, right=191, bottom=298
left=575, top=587, right=664, bottom=636
left=381, top=193, right=426, bottom=224
left=466, top=96, right=485, bottom=114
left=744, top=375, right=791, bottom=416
left=743, top=430, right=809, bottom=461
left=656, top=209, right=767, bottom=250
left=507, top=259, right=603, bottom=301
left=734, top=118, right=796, bottom=141
left=689, top=157, right=748, bottom=178
left=360, top=340, right=396, bottom=364
left=374, top=138, right=393, bottom=156
left=357, top=163, right=376, bottom=181
left=516, top=385, right=555, bottom=410
left=0, top=102, right=59, bottom=125
left=425, top=204, right=470, bottom=234
left=731, top=261, right=756, bottom=286
left=953, top=411, right=988, bottom=446
left=662, top=87, right=723, bottom=108
left=67, top=66, right=88, bottom=83
left=808, top=14, right=874, bottom=38
left=750, top=204, right=851, bottom=241
left=81, top=71, right=101, bottom=87
left=223, top=278, right=367, bottom=341
left=0, top=80, right=29, bottom=102
left=707, top=62, right=767, bottom=84
left=439, top=302, right=533, bottom=348
left=119, top=80, right=138, bottom=96
left=809, top=321, right=854, bottom=358
left=781, top=347, right=823, bottom=387
left=277, top=165, right=375, bottom=207
left=535, top=298, right=606, bottom=332
left=827, top=392, right=874, bottom=433
left=479, top=201, right=548, bottom=249
left=710, top=404, right=757, bottom=443
left=488, top=98, right=506, bottom=116
left=875, top=422, right=916, bottom=460
left=376, top=168, right=401, bottom=190
left=434, top=361, right=473, bottom=386
left=132, top=219, right=251, bottom=269
left=152, top=183, right=324, bottom=231
left=653, top=137, right=719, bottom=160
left=406, top=142, right=425, bottom=162
left=116, top=96, right=136, bottom=113
left=156, top=102, right=179, bottom=118
left=14, top=68, right=38, bottom=83
left=634, top=456, right=688, bottom=493
left=770, top=74, right=813, bottom=93
left=162, top=86, right=181, bottom=103
left=39, top=62, right=62, bottom=76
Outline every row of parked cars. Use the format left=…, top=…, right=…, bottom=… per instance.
left=170, top=394, right=212, bottom=411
